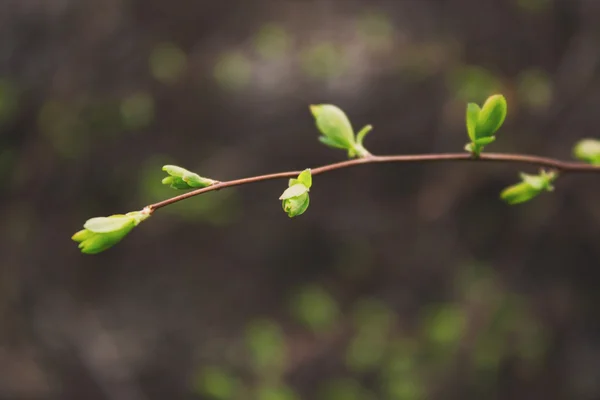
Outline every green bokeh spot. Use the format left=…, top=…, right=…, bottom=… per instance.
left=245, top=319, right=286, bottom=374
left=214, top=52, right=252, bottom=91
left=121, top=92, right=155, bottom=130
left=254, top=23, right=291, bottom=59
left=290, top=285, right=340, bottom=333
left=301, top=43, right=347, bottom=80
left=150, top=42, right=187, bottom=84
left=193, top=366, right=240, bottom=400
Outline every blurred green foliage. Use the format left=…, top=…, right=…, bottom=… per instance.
left=356, top=11, right=394, bottom=51
left=256, top=384, right=299, bottom=400
left=38, top=100, right=90, bottom=159
left=194, top=366, right=242, bottom=399
left=516, top=0, right=552, bottom=13
left=290, top=285, right=340, bottom=333
left=246, top=319, right=287, bottom=375
left=448, top=65, right=503, bottom=103
left=346, top=299, right=394, bottom=372
left=150, top=42, right=188, bottom=84
left=318, top=378, right=374, bottom=400
left=0, top=79, right=19, bottom=126
left=214, top=51, right=253, bottom=91
left=301, top=43, right=347, bottom=80
left=120, top=92, right=155, bottom=130
left=254, top=24, right=291, bottom=60
left=517, top=69, right=553, bottom=110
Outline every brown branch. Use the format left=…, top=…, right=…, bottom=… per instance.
left=146, top=152, right=600, bottom=212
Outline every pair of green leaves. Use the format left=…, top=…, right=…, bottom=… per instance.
left=310, top=104, right=372, bottom=158
left=162, top=165, right=217, bottom=190
left=465, top=95, right=508, bottom=156
left=72, top=210, right=150, bottom=254
left=500, top=170, right=557, bottom=205
left=280, top=169, right=312, bottom=217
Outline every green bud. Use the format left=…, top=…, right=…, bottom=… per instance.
left=162, top=165, right=217, bottom=189
left=282, top=192, right=310, bottom=217
left=73, top=210, right=150, bottom=254
left=573, top=139, right=600, bottom=165
left=280, top=169, right=312, bottom=218
left=500, top=170, right=556, bottom=205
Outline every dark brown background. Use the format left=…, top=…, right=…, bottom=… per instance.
left=1, top=0, right=600, bottom=399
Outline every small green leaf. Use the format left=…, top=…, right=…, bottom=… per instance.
left=279, top=183, right=308, bottom=200
left=476, top=94, right=507, bottom=138
left=500, top=182, right=541, bottom=205
left=84, top=215, right=135, bottom=233
left=466, top=103, right=481, bottom=142
left=500, top=170, right=557, bottom=205
left=282, top=192, right=310, bottom=217
left=356, top=125, right=373, bottom=147
left=573, top=138, right=600, bottom=165
left=297, top=169, right=312, bottom=188
left=310, top=104, right=355, bottom=150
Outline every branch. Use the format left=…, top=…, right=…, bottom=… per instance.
left=73, top=97, right=600, bottom=254
left=146, top=152, right=600, bottom=213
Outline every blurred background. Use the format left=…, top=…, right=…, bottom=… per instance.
left=1, top=0, right=600, bottom=399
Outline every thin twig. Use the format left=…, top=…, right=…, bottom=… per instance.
left=147, top=152, right=600, bottom=212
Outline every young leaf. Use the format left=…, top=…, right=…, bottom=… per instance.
left=476, top=94, right=507, bottom=138
left=500, top=170, right=557, bottom=205
left=573, top=139, right=600, bottom=165
left=500, top=182, right=542, bottom=205
left=279, top=183, right=308, bottom=200
left=310, top=104, right=356, bottom=151
left=297, top=169, right=312, bottom=188
left=466, top=103, right=481, bottom=142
